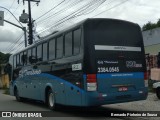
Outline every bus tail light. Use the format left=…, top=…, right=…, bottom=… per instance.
left=144, top=72, right=148, bottom=87
left=86, top=74, right=97, bottom=91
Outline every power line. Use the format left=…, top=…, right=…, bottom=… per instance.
left=93, top=0, right=130, bottom=17
left=6, top=33, right=24, bottom=53
left=5, top=0, right=130, bottom=53
left=0, top=6, right=23, bottom=27
left=38, top=0, right=129, bottom=37
left=7, top=1, right=23, bottom=20
left=8, top=37, right=24, bottom=53
left=36, top=0, right=84, bottom=24
left=4, top=2, right=37, bottom=52
left=35, top=0, right=66, bottom=21
left=5, top=0, right=16, bottom=18
left=37, top=0, right=98, bottom=33
left=37, top=0, right=105, bottom=34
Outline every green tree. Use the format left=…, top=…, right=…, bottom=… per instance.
left=142, top=19, right=160, bottom=31
left=157, top=19, right=160, bottom=27
left=0, top=52, right=11, bottom=64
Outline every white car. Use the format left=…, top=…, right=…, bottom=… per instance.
left=153, top=82, right=160, bottom=99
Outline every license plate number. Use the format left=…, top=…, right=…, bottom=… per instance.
left=118, top=87, right=128, bottom=91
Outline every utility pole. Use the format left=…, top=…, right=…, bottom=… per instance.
left=4, top=20, right=27, bottom=47
left=18, top=0, right=40, bottom=45
left=28, top=0, right=33, bottom=45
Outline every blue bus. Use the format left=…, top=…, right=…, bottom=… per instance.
left=9, top=18, right=148, bottom=110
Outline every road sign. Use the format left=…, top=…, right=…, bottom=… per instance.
left=0, top=11, right=4, bottom=26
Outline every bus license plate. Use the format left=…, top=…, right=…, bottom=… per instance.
left=118, top=87, right=128, bottom=92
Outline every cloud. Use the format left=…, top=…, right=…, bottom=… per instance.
left=0, top=25, right=22, bottom=43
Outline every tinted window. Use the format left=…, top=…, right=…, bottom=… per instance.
left=32, top=47, right=36, bottom=58
left=73, top=29, right=81, bottom=55
left=56, top=36, right=63, bottom=58
left=27, top=49, right=31, bottom=64
left=16, top=54, right=20, bottom=67
left=65, top=32, right=72, bottom=57
left=49, top=39, right=55, bottom=60
left=13, top=55, right=16, bottom=68
left=20, top=52, right=23, bottom=65
left=23, top=51, right=27, bottom=65
left=43, top=42, right=48, bottom=61
left=37, top=44, right=42, bottom=61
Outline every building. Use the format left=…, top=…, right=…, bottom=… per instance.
left=143, top=27, right=160, bottom=80
left=143, top=27, right=160, bottom=55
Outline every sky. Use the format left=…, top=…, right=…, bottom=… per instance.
left=0, top=0, right=160, bottom=53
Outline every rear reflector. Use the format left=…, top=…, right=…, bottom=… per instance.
left=87, top=74, right=97, bottom=91
left=144, top=72, right=148, bottom=87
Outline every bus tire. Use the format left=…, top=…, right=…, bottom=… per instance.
left=14, top=88, right=22, bottom=102
left=156, top=87, right=160, bottom=99
left=48, top=90, right=57, bottom=110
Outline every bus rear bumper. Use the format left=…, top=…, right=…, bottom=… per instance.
left=83, top=88, right=148, bottom=106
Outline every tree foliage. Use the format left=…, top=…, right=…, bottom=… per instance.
left=142, top=19, right=160, bottom=31
left=0, top=52, right=11, bottom=64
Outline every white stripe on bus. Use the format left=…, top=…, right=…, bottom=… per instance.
left=95, top=45, right=141, bottom=52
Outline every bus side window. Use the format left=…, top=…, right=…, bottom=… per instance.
left=49, top=39, right=55, bottom=60
left=37, top=44, right=42, bottom=62
left=56, top=36, right=63, bottom=59
left=43, top=42, right=48, bottom=61
left=23, top=51, right=27, bottom=65
left=65, top=32, right=72, bottom=57
left=27, top=49, right=31, bottom=65
left=73, top=28, right=81, bottom=55
left=21, top=54, right=27, bottom=66
left=31, top=47, right=37, bottom=64
left=16, top=54, right=20, bottom=67
left=13, top=55, right=16, bottom=69
left=20, top=52, right=23, bottom=66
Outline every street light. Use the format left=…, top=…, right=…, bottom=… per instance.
left=0, top=6, right=27, bottom=47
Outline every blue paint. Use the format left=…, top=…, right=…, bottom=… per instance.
left=35, top=73, right=85, bottom=93
left=83, top=72, right=144, bottom=79
left=97, top=72, right=144, bottom=79
left=10, top=72, right=147, bottom=106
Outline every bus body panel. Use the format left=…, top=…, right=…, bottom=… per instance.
left=96, top=72, right=145, bottom=93
left=82, top=19, right=147, bottom=105
left=9, top=18, right=148, bottom=107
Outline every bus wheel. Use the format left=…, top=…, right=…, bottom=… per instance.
left=156, top=87, right=160, bottom=99
left=48, top=90, right=57, bottom=110
left=15, top=88, right=22, bottom=102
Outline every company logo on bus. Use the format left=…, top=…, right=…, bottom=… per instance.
left=114, top=46, right=126, bottom=50
left=97, top=60, right=118, bottom=65
left=126, top=61, right=142, bottom=68
left=19, top=67, right=41, bottom=78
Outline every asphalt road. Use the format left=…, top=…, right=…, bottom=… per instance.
left=0, top=90, right=159, bottom=120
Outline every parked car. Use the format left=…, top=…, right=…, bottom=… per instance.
left=153, top=82, right=160, bottom=99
